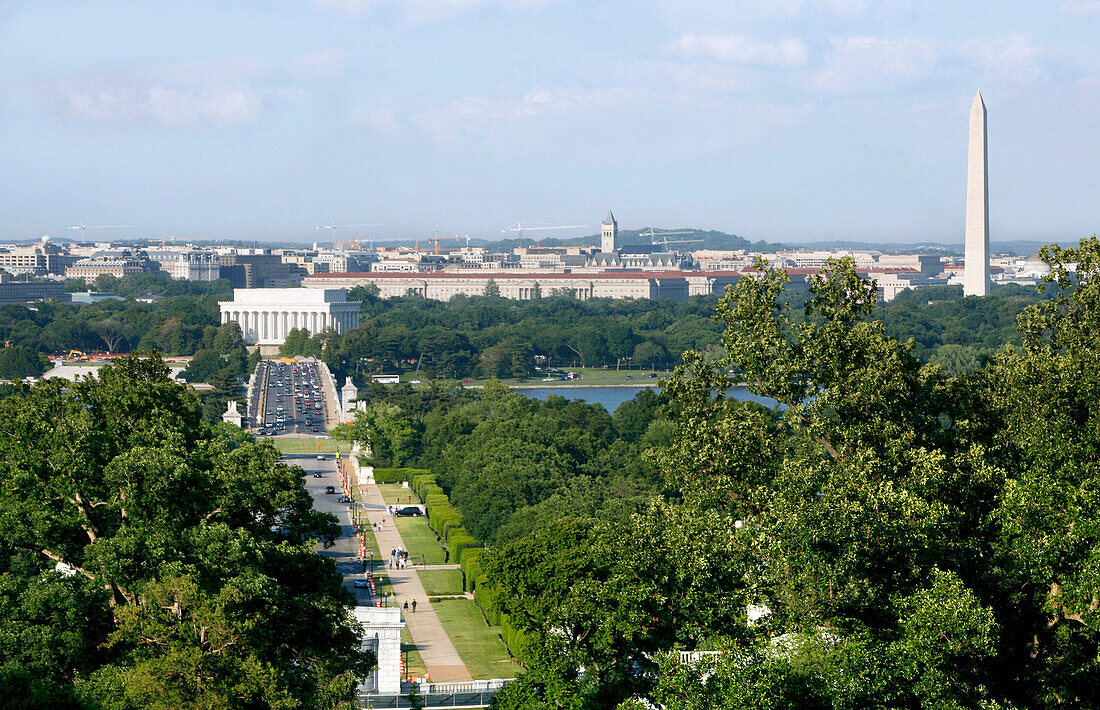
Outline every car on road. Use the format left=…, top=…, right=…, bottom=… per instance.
left=336, top=494, right=351, bottom=503
left=317, top=454, right=326, bottom=460
left=395, top=506, right=423, bottom=517
left=311, top=427, right=319, bottom=432
left=312, top=472, right=323, bottom=478
left=324, top=485, right=336, bottom=494
left=354, top=579, right=370, bottom=589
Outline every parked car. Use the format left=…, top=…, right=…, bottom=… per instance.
left=395, top=506, right=423, bottom=517
left=354, top=579, right=370, bottom=589
left=324, top=486, right=336, bottom=494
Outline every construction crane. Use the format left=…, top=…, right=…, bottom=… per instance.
left=639, top=228, right=704, bottom=248
left=502, top=222, right=587, bottom=247
left=333, top=238, right=376, bottom=251
left=429, top=234, right=462, bottom=254
left=316, top=221, right=388, bottom=248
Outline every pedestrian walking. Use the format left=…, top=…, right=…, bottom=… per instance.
left=411, top=599, right=417, bottom=613
left=403, top=600, right=409, bottom=611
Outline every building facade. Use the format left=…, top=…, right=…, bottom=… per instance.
left=0, top=242, right=71, bottom=275
left=0, top=274, right=68, bottom=303
left=65, top=257, right=147, bottom=279
left=219, top=288, right=361, bottom=345
left=302, top=270, right=743, bottom=302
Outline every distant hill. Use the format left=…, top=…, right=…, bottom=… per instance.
left=466, top=228, right=783, bottom=253
left=785, top=239, right=1086, bottom=257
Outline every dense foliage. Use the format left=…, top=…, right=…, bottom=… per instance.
left=0, top=356, right=369, bottom=709
left=0, top=285, right=231, bottom=358
left=334, top=382, right=671, bottom=545
left=478, top=239, right=1100, bottom=710
left=284, top=284, right=1046, bottom=386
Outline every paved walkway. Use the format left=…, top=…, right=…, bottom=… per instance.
left=361, top=484, right=473, bottom=683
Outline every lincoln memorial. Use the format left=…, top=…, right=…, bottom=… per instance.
left=219, top=288, right=360, bottom=345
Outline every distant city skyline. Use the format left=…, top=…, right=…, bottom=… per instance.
left=2, top=1, right=1099, bottom=244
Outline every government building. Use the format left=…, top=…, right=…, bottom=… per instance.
left=302, top=270, right=742, bottom=301
left=218, top=288, right=360, bottom=345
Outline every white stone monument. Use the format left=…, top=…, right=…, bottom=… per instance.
left=353, top=606, right=405, bottom=694
left=218, top=288, right=361, bottom=345
left=341, top=376, right=359, bottom=423
left=221, top=400, right=243, bottom=428
left=964, top=91, right=990, bottom=297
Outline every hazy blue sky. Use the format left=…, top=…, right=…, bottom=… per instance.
left=2, top=1, right=1098, bottom=244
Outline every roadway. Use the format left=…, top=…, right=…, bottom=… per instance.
left=289, top=452, right=377, bottom=603
left=252, top=360, right=330, bottom=438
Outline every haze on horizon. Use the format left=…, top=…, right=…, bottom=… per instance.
left=1, top=1, right=1098, bottom=245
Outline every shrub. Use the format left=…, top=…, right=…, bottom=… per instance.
left=447, top=528, right=481, bottom=565
left=373, top=467, right=432, bottom=484
left=500, top=613, right=534, bottom=663
left=427, top=504, right=461, bottom=537
left=412, top=474, right=438, bottom=499
left=372, top=468, right=405, bottom=483
left=461, top=549, right=484, bottom=591
left=474, top=579, right=501, bottom=625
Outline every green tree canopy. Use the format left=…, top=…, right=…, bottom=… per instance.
left=0, top=355, right=369, bottom=709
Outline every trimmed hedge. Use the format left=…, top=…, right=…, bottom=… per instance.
left=428, top=504, right=461, bottom=538
left=412, top=474, right=439, bottom=500
left=447, top=528, right=481, bottom=566
left=373, top=467, right=430, bottom=484
left=500, top=613, right=534, bottom=664
left=461, top=549, right=484, bottom=591
left=474, top=578, right=501, bottom=625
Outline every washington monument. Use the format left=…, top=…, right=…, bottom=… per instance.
left=964, top=91, right=990, bottom=297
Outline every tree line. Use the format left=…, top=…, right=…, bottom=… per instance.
left=337, top=240, right=1100, bottom=709
left=0, top=356, right=368, bottom=709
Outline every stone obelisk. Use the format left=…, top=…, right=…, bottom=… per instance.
left=964, top=91, right=990, bottom=297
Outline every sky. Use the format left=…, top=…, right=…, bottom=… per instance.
left=1, top=1, right=1099, bottom=245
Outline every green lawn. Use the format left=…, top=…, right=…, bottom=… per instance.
left=370, top=569, right=395, bottom=600
left=378, top=483, right=421, bottom=507
left=268, top=437, right=349, bottom=454
left=432, top=598, right=517, bottom=680
left=359, top=521, right=383, bottom=563
left=401, top=627, right=427, bottom=679
left=395, top=517, right=447, bottom=565
left=419, top=569, right=464, bottom=596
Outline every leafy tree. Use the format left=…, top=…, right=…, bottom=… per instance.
left=0, top=355, right=370, bottom=708
left=332, top=402, right=418, bottom=467
left=0, top=345, right=48, bottom=380
left=632, top=341, right=668, bottom=369
left=483, top=278, right=501, bottom=298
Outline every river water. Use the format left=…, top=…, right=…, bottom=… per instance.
left=516, top=385, right=777, bottom=413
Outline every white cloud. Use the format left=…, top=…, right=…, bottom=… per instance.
left=60, top=79, right=261, bottom=127
left=961, top=33, right=1045, bottom=83
left=1063, top=0, right=1100, bottom=14
left=312, top=0, right=556, bottom=22
left=412, top=88, right=644, bottom=141
left=291, top=49, right=349, bottom=78
left=812, top=36, right=938, bottom=92
left=668, top=33, right=810, bottom=67
left=351, top=96, right=404, bottom=135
